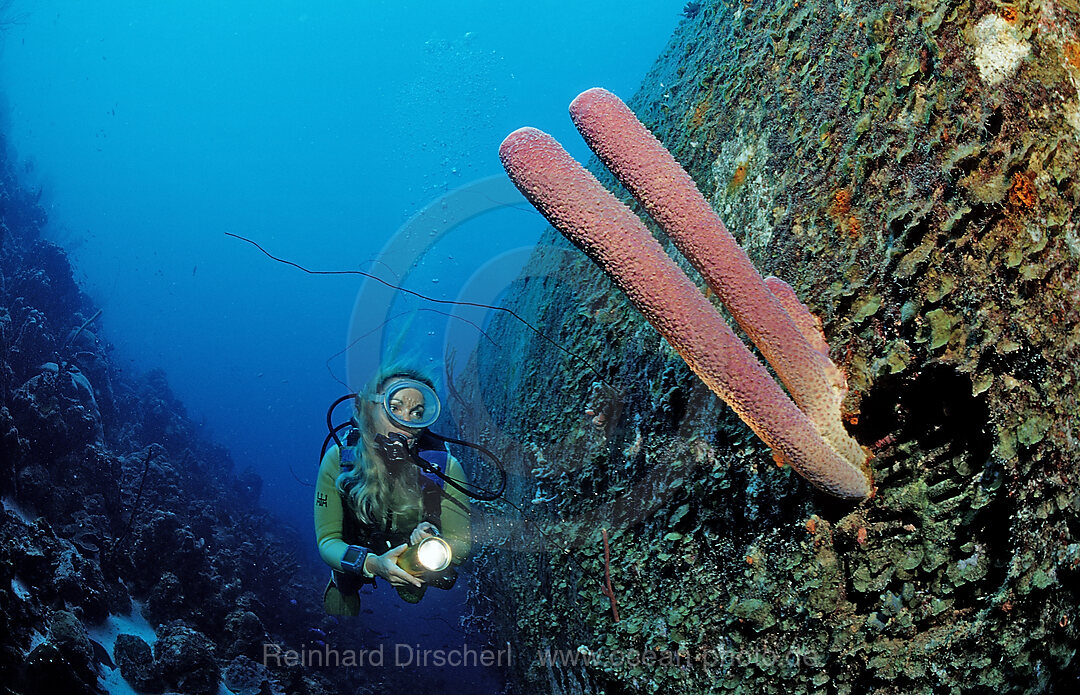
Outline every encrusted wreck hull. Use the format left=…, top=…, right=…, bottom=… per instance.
left=463, top=0, right=1080, bottom=692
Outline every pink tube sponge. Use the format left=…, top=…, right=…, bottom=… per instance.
left=569, top=88, right=862, bottom=468
left=499, top=91, right=872, bottom=500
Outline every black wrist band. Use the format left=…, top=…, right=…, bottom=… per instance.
left=340, top=544, right=369, bottom=575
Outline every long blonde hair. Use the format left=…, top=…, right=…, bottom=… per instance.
left=336, top=362, right=439, bottom=529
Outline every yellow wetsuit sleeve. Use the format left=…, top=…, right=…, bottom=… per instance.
left=314, top=446, right=349, bottom=572
left=441, top=455, right=472, bottom=563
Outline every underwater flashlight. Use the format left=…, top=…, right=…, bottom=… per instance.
left=397, top=536, right=453, bottom=575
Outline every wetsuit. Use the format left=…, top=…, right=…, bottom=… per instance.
left=313, top=438, right=471, bottom=609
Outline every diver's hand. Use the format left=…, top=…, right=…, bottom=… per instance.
left=365, top=544, right=424, bottom=588
left=409, top=522, right=439, bottom=545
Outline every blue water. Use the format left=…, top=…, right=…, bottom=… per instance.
left=1, top=0, right=680, bottom=688
left=1, top=0, right=679, bottom=523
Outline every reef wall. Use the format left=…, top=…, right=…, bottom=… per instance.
left=0, top=133, right=361, bottom=694
left=462, top=0, right=1079, bottom=692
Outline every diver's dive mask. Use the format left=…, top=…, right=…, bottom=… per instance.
left=366, top=378, right=441, bottom=430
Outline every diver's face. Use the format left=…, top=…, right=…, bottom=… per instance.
left=373, top=385, right=427, bottom=440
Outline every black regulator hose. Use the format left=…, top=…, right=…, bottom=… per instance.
left=323, top=393, right=507, bottom=501
left=325, top=393, right=357, bottom=451
left=419, top=430, right=508, bottom=502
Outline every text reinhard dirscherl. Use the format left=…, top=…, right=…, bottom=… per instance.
left=263, top=642, right=512, bottom=668
left=263, top=641, right=825, bottom=671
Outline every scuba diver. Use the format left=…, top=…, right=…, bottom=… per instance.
left=314, top=364, right=472, bottom=615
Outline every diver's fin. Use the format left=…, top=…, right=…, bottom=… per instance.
left=394, top=584, right=428, bottom=604
left=427, top=566, right=458, bottom=591
left=323, top=581, right=361, bottom=616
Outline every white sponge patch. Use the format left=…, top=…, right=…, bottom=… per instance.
left=972, top=15, right=1030, bottom=86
